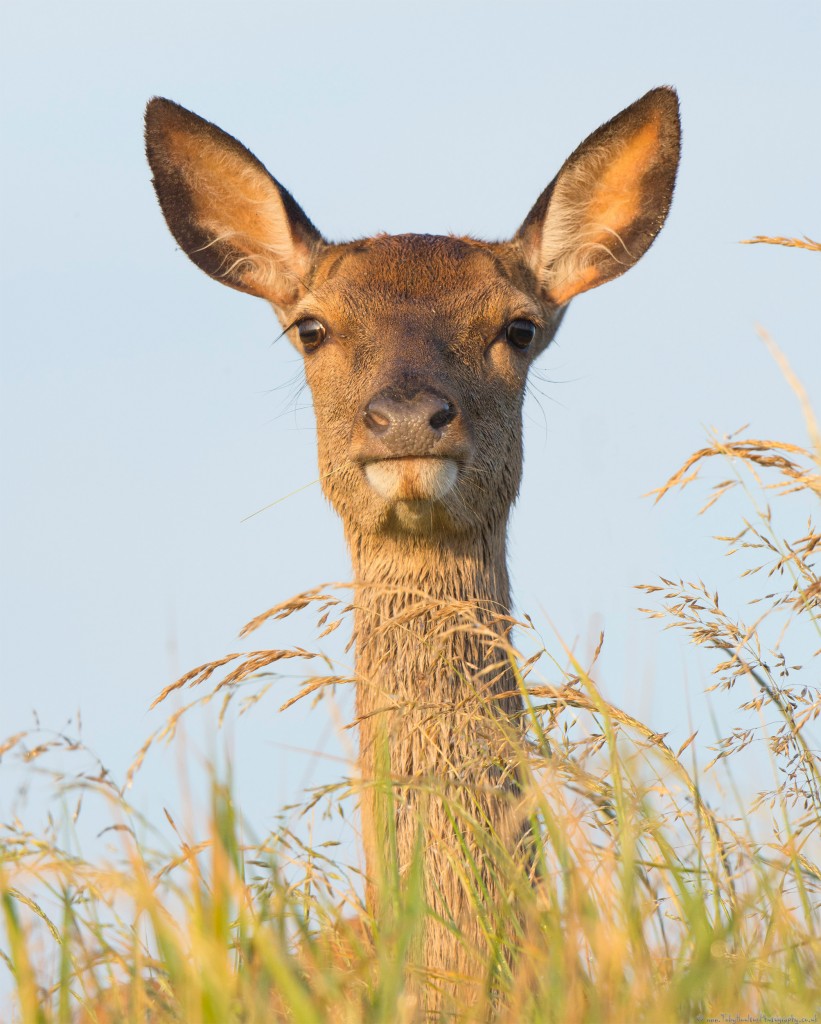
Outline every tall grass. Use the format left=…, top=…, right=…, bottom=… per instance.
left=2, top=238, right=819, bottom=1021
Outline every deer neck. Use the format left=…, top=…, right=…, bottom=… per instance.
left=349, top=526, right=511, bottom=608
left=347, top=524, right=528, bottom=993
left=346, top=524, right=519, bottom=728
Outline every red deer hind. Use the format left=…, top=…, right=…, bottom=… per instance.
left=145, top=87, right=681, bottom=1008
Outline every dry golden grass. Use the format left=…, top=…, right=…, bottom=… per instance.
left=741, top=234, right=821, bottom=251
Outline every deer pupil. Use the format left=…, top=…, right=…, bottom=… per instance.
left=506, top=319, right=536, bottom=349
left=297, top=318, right=326, bottom=349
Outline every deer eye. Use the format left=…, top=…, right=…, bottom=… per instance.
left=296, top=318, right=326, bottom=351
left=505, top=319, right=537, bottom=351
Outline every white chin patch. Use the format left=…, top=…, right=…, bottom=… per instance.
left=364, top=458, right=458, bottom=501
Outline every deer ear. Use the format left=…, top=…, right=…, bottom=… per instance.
left=145, top=98, right=323, bottom=309
left=516, top=87, right=681, bottom=306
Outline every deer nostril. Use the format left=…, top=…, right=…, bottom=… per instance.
left=429, top=402, right=456, bottom=431
left=363, top=405, right=391, bottom=433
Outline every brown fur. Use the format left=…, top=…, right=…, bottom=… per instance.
left=145, top=88, right=681, bottom=1010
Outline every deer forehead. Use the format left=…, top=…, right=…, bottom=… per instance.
left=299, top=234, right=542, bottom=332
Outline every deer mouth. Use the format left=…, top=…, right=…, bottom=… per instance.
left=363, top=457, right=459, bottom=502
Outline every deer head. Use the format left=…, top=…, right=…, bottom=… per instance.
left=145, top=89, right=680, bottom=542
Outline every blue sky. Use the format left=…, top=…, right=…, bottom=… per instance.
left=1, top=2, right=819, bottom=846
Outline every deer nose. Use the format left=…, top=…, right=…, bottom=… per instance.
left=362, top=392, right=458, bottom=454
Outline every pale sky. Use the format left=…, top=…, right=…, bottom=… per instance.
left=1, top=2, right=819, bottom=848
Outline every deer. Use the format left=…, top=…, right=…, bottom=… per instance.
left=145, top=87, right=681, bottom=1011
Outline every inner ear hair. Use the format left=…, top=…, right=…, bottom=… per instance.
left=145, top=98, right=323, bottom=307
left=517, top=87, right=681, bottom=306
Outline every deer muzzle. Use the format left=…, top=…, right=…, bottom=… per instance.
left=353, top=389, right=469, bottom=502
